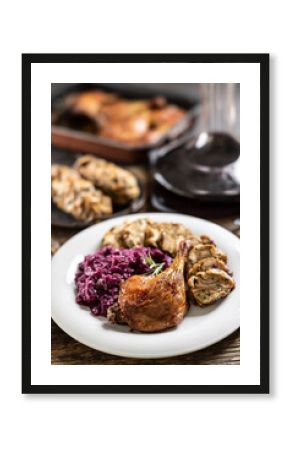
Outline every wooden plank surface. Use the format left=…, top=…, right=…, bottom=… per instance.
left=51, top=319, right=240, bottom=365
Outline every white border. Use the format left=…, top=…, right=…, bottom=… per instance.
left=31, top=62, right=260, bottom=386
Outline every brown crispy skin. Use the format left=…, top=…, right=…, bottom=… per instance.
left=63, top=91, right=186, bottom=145
left=117, top=242, right=189, bottom=332
left=71, top=91, right=117, bottom=119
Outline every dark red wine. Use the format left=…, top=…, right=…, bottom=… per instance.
left=154, top=132, right=240, bottom=199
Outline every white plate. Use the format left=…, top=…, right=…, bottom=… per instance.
left=51, top=212, right=240, bottom=358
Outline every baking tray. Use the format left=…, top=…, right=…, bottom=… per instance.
left=51, top=83, right=199, bottom=163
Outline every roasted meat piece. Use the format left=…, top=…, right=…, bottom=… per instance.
left=98, top=100, right=151, bottom=144
left=99, top=111, right=151, bottom=144
left=115, top=241, right=190, bottom=332
left=145, top=106, right=186, bottom=143
left=70, top=90, right=117, bottom=120
left=99, top=102, right=186, bottom=145
left=55, top=90, right=186, bottom=145
left=51, top=164, right=112, bottom=221
left=99, top=100, right=149, bottom=121
left=187, top=268, right=235, bottom=306
left=74, top=155, right=140, bottom=205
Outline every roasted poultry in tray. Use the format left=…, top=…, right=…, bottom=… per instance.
left=54, top=90, right=186, bottom=145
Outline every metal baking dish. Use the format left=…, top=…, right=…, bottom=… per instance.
left=51, top=83, right=200, bottom=163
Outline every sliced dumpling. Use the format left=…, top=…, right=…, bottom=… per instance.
left=188, top=244, right=227, bottom=265
left=187, top=268, right=235, bottom=306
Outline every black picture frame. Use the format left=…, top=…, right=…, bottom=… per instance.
left=22, top=53, right=269, bottom=394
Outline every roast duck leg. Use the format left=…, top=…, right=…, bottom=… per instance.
left=109, top=241, right=190, bottom=332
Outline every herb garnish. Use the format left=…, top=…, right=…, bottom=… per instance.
left=145, top=254, right=165, bottom=276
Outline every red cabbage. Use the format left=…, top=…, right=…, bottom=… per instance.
left=75, top=246, right=172, bottom=317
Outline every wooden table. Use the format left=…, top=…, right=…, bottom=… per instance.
left=51, top=164, right=240, bottom=365
left=52, top=319, right=239, bottom=365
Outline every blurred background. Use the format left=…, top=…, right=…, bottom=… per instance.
left=51, top=83, right=240, bottom=231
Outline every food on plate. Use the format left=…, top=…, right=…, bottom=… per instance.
left=186, top=243, right=235, bottom=306
left=113, top=241, right=190, bottom=332
left=102, top=218, right=148, bottom=248
left=74, top=155, right=140, bottom=205
left=51, top=164, right=112, bottom=221
left=187, top=269, right=235, bottom=306
left=101, top=218, right=235, bottom=307
left=188, top=243, right=227, bottom=265
left=102, top=219, right=198, bottom=253
left=146, top=222, right=203, bottom=255
left=102, top=218, right=213, bottom=255
left=74, top=218, right=236, bottom=332
left=54, top=90, right=186, bottom=145
left=187, top=256, right=230, bottom=277
left=75, top=246, right=172, bottom=317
